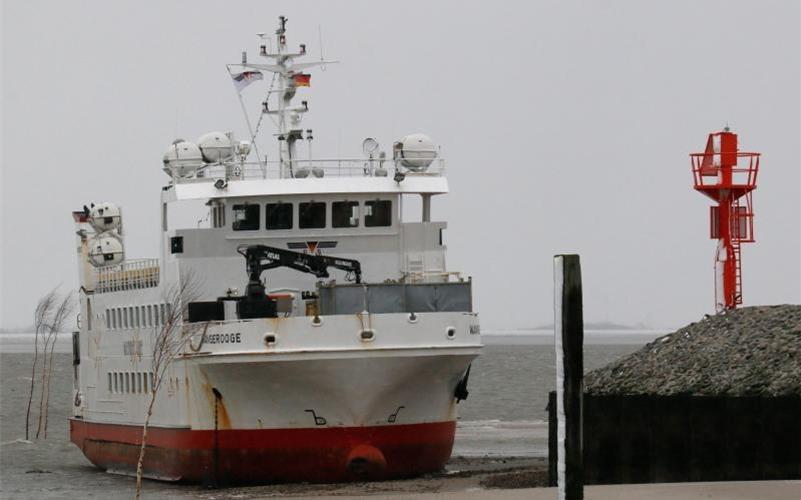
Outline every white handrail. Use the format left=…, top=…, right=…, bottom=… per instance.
left=173, top=158, right=446, bottom=184
left=95, top=258, right=160, bottom=293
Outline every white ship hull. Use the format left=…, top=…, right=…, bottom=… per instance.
left=71, top=313, right=480, bottom=482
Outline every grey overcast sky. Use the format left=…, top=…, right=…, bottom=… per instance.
left=1, top=0, right=799, bottom=330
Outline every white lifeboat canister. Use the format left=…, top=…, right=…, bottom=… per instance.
left=399, top=133, right=437, bottom=171
left=87, top=235, right=124, bottom=267
left=163, top=140, right=204, bottom=178
left=88, top=202, right=121, bottom=232
left=198, top=131, right=235, bottom=163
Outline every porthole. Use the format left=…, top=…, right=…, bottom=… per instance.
left=264, top=333, right=277, bottom=346
left=446, top=327, right=456, bottom=340
left=360, top=329, right=375, bottom=342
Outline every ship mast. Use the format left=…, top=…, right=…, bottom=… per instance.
left=229, top=16, right=337, bottom=179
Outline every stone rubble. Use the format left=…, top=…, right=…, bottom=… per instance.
left=584, top=305, right=801, bottom=396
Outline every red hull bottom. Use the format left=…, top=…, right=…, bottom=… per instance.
left=70, top=419, right=456, bottom=484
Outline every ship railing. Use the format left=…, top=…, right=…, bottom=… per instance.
left=174, top=157, right=446, bottom=183
left=403, top=271, right=464, bottom=284
left=95, top=258, right=160, bottom=293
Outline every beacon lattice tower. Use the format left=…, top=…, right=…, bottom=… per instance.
left=691, top=129, right=760, bottom=312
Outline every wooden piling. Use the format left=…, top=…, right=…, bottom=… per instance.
left=554, top=254, right=584, bottom=500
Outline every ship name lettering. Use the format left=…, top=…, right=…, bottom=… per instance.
left=207, top=332, right=242, bottom=344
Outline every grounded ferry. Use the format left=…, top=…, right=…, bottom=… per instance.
left=69, top=17, right=482, bottom=484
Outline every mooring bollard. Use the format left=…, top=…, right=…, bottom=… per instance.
left=554, top=254, right=584, bottom=500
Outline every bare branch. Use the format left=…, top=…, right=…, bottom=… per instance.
left=25, top=289, right=57, bottom=441
left=135, top=272, right=203, bottom=499
left=41, top=292, right=75, bottom=438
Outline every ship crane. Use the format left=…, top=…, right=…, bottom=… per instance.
left=690, top=128, right=760, bottom=312
left=239, top=243, right=361, bottom=296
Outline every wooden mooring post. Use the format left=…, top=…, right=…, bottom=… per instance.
left=554, top=254, right=584, bottom=500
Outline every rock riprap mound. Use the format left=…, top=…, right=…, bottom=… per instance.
left=585, top=305, right=801, bottom=396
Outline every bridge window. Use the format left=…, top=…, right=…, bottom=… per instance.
left=299, top=202, right=326, bottom=229
left=365, top=200, right=392, bottom=227
left=232, top=204, right=260, bottom=231
left=332, top=201, right=359, bottom=228
left=266, top=202, right=293, bottom=230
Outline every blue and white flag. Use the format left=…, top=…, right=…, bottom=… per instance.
left=231, top=70, right=263, bottom=92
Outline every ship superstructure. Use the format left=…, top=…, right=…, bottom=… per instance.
left=69, top=17, right=481, bottom=483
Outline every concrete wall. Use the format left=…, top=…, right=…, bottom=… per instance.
left=548, top=392, right=801, bottom=485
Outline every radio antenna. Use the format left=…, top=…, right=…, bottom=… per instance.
left=318, top=25, right=326, bottom=70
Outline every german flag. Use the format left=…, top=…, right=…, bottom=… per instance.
left=292, top=73, right=311, bottom=87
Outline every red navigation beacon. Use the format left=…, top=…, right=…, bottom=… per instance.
left=691, top=128, right=760, bottom=312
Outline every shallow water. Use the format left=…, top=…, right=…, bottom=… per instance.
left=0, top=334, right=652, bottom=498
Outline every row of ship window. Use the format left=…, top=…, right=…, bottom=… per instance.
left=228, top=199, right=393, bottom=231
left=108, top=371, right=154, bottom=394
left=105, top=304, right=170, bottom=331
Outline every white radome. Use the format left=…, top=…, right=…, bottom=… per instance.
left=88, top=202, right=121, bottom=232
left=198, top=131, right=235, bottom=163
left=399, top=133, right=437, bottom=171
left=163, top=140, right=204, bottom=177
left=87, top=235, right=124, bottom=267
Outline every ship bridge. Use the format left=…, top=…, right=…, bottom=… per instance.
left=160, top=151, right=456, bottom=304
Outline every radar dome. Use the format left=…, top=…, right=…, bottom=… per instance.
left=398, top=133, right=437, bottom=171
left=87, top=235, right=124, bottom=267
left=198, top=131, right=234, bottom=163
left=163, top=140, right=203, bottom=178
left=88, top=202, right=121, bottom=232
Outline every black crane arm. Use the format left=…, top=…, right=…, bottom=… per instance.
left=237, top=245, right=362, bottom=301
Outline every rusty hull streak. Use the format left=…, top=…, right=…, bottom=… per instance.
left=199, top=371, right=231, bottom=430
left=215, top=394, right=232, bottom=430
left=182, top=359, right=192, bottom=424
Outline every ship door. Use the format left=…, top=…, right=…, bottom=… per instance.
left=72, top=331, right=80, bottom=389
